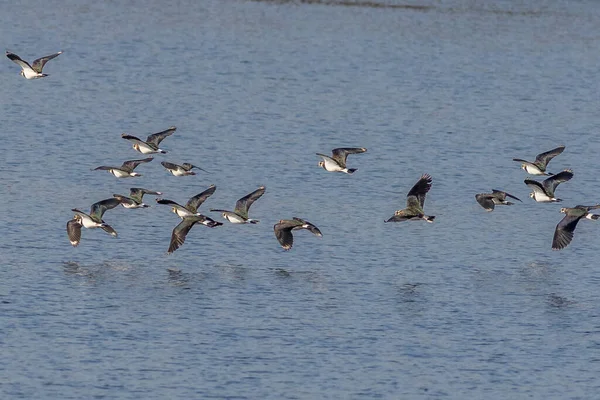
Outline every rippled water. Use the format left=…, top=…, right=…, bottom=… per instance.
left=2, top=0, right=600, bottom=398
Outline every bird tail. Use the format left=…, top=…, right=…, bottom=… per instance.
left=248, top=219, right=260, bottom=224
left=424, top=216, right=435, bottom=223
left=159, top=150, right=167, bottom=154
left=586, top=214, right=600, bottom=220
left=504, top=201, right=514, bottom=206
left=346, top=168, right=357, bottom=174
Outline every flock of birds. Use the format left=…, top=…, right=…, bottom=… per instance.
left=7, top=50, right=598, bottom=253
left=478, top=145, right=599, bottom=250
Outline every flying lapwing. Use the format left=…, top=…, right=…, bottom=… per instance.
left=121, top=126, right=176, bottom=154
left=210, top=186, right=266, bottom=224
left=386, top=174, right=435, bottom=223
left=6, top=50, right=63, bottom=79
left=513, top=145, right=565, bottom=175
left=156, top=185, right=217, bottom=219
left=167, top=215, right=223, bottom=254
left=552, top=204, right=600, bottom=250
left=524, top=169, right=573, bottom=202
left=113, top=188, right=163, bottom=209
left=67, top=198, right=121, bottom=246
left=273, top=217, right=322, bottom=250
left=316, top=147, right=367, bottom=174
left=475, top=190, right=522, bottom=211
left=93, top=157, right=153, bottom=178
left=161, top=161, right=207, bottom=176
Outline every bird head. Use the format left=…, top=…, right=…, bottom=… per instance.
left=171, top=207, right=177, bottom=214
left=529, top=192, right=535, bottom=199
left=521, top=164, right=527, bottom=170
left=560, top=207, right=567, bottom=213
left=318, top=161, right=324, bottom=168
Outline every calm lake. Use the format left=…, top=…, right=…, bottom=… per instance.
left=2, top=0, right=600, bottom=398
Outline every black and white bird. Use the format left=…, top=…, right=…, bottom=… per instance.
left=121, top=126, right=176, bottom=154
left=273, top=217, right=322, bottom=250
left=67, top=198, right=121, bottom=246
left=513, top=145, right=565, bottom=176
left=316, top=147, right=367, bottom=174
left=93, top=157, right=153, bottom=178
left=6, top=50, right=62, bottom=79
left=161, top=161, right=207, bottom=176
left=524, top=169, right=573, bottom=203
left=386, top=174, right=435, bottom=223
left=210, top=186, right=266, bottom=224
left=113, top=188, right=162, bottom=209
left=156, top=185, right=217, bottom=219
left=552, top=205, right=600, bottom=250
left=475, top=190, right=522, bottom=211
left=167, top=215, right=223, bottom=254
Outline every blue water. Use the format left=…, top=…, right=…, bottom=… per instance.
left=2, top=0, right=600, bottom=398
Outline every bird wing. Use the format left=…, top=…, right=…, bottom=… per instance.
left=475, top=194, right=495, bottom=211
left=406, top=174, right=432, bottom=208
left=524, top=179, right=547, bottom=196
left=6, top=51, right=34, bottom=71
left=578, top=204, right=600, bottom=211
left=234, top=186, right=266, bottom=219
left=331, top=148, right=367, bottom=166
left=385, top=214, right=411, bottom=223
left=182, top=163, right=208, bottom=173
left=93, top=166, right=114, bottom=171
left=492, top=190, right=522, bottom=202
left=121, top=157, right=153, bottom=172
left=90, top=198, right=121, bottom=221
left=113, top=194, right=134, bottom=206
left=121, top=134, right=146, bottom=145
left=156, top=199, right=189, bottom=213
left=31, top=51, right=62, bottom=73
left=534, top=145, right=565, bottom=168
left=129, top=188, right=162, bottom=203
left=292, top=217, right=322, bottom=236
left=274, top=221, right=299, bottom=250
left=186, top=185, right=217, bottom=213
left=146, top=126, right=176, bottom=146
left=66, top=219, right=82, bottom=247
left=100, top=224, right=118, bottom=237
left=168, top=217, right=200, bottom=254
left=543, top=170, right=573, bottom=193
left=552, top=214, right=581, bottom=250
left=160, top=161, right=179, bottom=170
